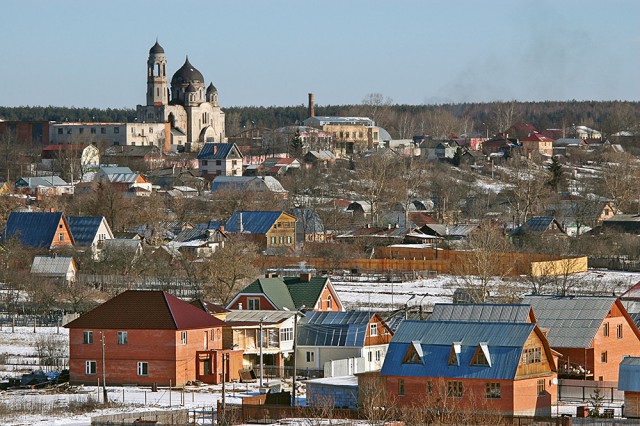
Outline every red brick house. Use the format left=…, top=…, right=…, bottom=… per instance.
left=378, top=320, right=557, bottom=417
left=227, top=273, right=344, bottom=312
left=65, top=290, right=227, bottom=386
left=523, top=295, right=640, bottom=383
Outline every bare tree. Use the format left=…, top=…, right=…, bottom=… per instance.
left=504, top=157, right=552, bottom=227
left=350, top=154, right=398, bottom=224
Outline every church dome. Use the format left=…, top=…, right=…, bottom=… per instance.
left=206, top=82, right=218, bottom=94
left=186, top=82, right=198, bottom=92
left=149, top=41, right=164, bottom=54
left=171, top=57, right=204, bottom=86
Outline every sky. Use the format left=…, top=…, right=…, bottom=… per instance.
left=1, top=0, right=639, bottom=109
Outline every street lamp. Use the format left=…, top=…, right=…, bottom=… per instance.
left=291, top=305, right=306, bottom=407
left=404, top=295, right=416, bottom=320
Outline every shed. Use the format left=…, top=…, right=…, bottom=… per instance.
left=305, top=375, right=358, bottom=409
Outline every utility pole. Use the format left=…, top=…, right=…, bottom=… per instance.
left=101, top=331, right=108, bottom=406
left=259, top=317, right=265, bottom=389
left=292, top=305, right=305, bottom=407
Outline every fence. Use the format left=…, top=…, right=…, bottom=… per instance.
left=260, top=365, right=323, bottom=380
left=558, top=379, right=624, bottom=403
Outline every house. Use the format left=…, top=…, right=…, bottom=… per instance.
left=618, top=357, right=640, bottom=418
left=145, top=167, right=207, bottom=192
left=511, top=216, right=567, bottom=238
left=102, top=145, right=164, bottom=170
left=224, top=211, right=296, bottom=252
left=14, top=176, right=74, bottom=197
left=167, top=227, right=226, bottom=258
left=219, top=310, right=299, bottom=376
left=66, top=216, right=114, bottom=254
left=336, top=224, right=413, bottom=247
left=297, top=311, right=393, bottom=374
left=545, top=199, right=616, bottom=236
left=521, top=132, right=554, bottom=156
left=434, top=141, right=457, bottom=159
left=197, top=142, right=243, bottom=177
left=419, top=223, right=478, bottom=241
left=65, top=290, right=228, bottom=386
left=102, top=238, right=144, bottom=260
left=210, top=176, right=288, bottom=198
left=482, top=134, right=520, bottom=157
left=522, top=295, right=640, bottom=382
left=303, top=150, right=336, bottom=167
left=601, top=214, right=640, bottom=234
left=305, top=376, right=359, bottom=409
left=227, top=273, right=343, bottom=312
left=378, top=320, right=557, bottom=416
left=30, top=255, right=77, bottom=283
left=291, top=208, right=326, bottom=243
left=3, top=211, right=74, bottom=249
left=346, top=201, right=371, bottom=218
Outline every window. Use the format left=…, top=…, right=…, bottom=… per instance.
left=79, top=128, right=84, bottom=134
left=91, top=127, right=96, bottom=134
left=521, top=347, right=542, bottom=364
left=537, top=379, right=546, bottom=395
left=101, top=127, right=106, bottom=134
left=471, top=348, right=489, bottom=366
left=83, top=331, right=93, bottom=344
left=618, top=324, right=623, bottom=339
left=306, top=351, right=315, bottom=363
left=248, top=298, right=260, bottom=310
left=286, top=236, right=292, bottom=244
left=370, top=323, right=378, bottom=337
left=232, top=160, right=237, bottom=166
left=137, top=362, right=148, bottom=376
left=601, top=351, right=608, bottom=363
left=327, top=296, right=332, bottom=309
left=57, top=128, right=63, bottom=134
left=149, top=127, right=153, bottom=133
left=117, top=331, right=128, bottom=345
left=375, top=350, right=381, bottom=362
left=181, top=331, right=187, bottom=345
left=373, top=132, right=378, bottom=140
left=485, top=382, right=501, bottom=399
left=216, top=160, right=222, bottom=166
left=202, top=160, right=208, bottom=166
left=86, top=361, right=97, bottom=375
left=368, top=351, right=372, bottom=362
left=59, top=233, right=64, bottom=241
left=447, top=381, right=463, bottom=398
left=114, top=127, right=120, bottom=134
left=604, top=322, right=609, bottom=337
left=398, top=379, right=405, bottom=396
left=67, top=128, right=72, bottom=134
left=280, top=327, right=293, bottom=341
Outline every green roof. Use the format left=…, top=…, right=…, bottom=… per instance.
left=239, top=276, right=329, bottom=310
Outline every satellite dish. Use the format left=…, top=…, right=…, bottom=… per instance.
left=552, top=378, right=558, bottom=385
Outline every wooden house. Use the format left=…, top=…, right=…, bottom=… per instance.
left=3, top=211, right=74, bottom=249
left=224, top=211, right=296, bottom=252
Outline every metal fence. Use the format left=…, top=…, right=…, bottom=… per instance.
left=558, top=379, right=624, bottom=403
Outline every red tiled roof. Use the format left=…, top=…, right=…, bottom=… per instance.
left=66, top=290, right=225, bottom=330
left=522, top=132, right=554, bottom=142
left=189, top=299, right=230, bottom=314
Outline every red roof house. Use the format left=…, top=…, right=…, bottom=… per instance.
left=65, top=290, right=228, bottom=386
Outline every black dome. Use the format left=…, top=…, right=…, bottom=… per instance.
left=206, top=82, right=218, bottom=94
left=149, top=41, right=164, bottom=54
left=171, top=57, right=204, bottom=85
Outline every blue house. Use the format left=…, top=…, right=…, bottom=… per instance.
left=3, top=211, right=74, bottom=249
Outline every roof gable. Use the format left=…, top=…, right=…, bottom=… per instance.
left=66, top=290, right=224, bottom=330
left=197, top=143, right=242, bottom=160
left=232, top=275, right=332, bottom=311
left=4, top=212, right=67, bottom=248
left=225, top=211, right=292, bottom=234
left=67, top=216, right=111, bottom=246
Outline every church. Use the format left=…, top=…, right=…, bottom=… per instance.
left=136, top=41, right=226, bottom=152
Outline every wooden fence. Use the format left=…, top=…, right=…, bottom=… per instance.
left=256, top=249, right=587, bottom=277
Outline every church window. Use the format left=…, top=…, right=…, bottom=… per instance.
left=156, top=88, right=159, bottom=97
left=163, top=64, right=166, bottom=76
left=149, top=127, right=153, bottom=133
left=156, top=63, right=161, bottom=76
left=131, top=127, right=135, bottom=134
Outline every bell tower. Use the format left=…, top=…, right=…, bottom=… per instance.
left=146, top=40, right=168, bottom=107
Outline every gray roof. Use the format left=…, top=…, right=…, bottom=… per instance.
left=521, top=295, right=616, bottom=348
left=99, top=166, right=134, bottom=175
left=31, top=255, right=75, bottom=276
left=210, top=176, right=287, bottom=193
left=430, top=303, right=532, bottom=323
left=619, top=357, right=640, bottom=391
left=17, top=176, right=69, bottom=188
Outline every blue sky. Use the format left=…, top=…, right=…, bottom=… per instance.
left=1, top=0, right=638, bottom=108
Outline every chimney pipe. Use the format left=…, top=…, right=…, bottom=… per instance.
left=300, top=273, right=312, bottom=283
left=238, top=212, right=243, bottom=233
left=308, top=93, right=315, bottom=118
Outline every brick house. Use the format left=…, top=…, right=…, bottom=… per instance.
left=65, top=290, right=226, bottom=386
left=226, top=273, right=343, bottom=312
left=378, top=320, right=557, bottom=417
left=3, top=211, right=74, bottom=249
left=523, top=295, right=640, bottom=383
left=521, top=132, right=554, bottom=156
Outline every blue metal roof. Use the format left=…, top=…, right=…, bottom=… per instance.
left=197, top=143, right=236, bottom=160
left=380, top=320, right=535, bottom=379
left=297, top=311, right=375, bottom=348
left=618, top=357, right=640, bottom=391
left=4, top=212, right=65, bottom=248
left=225, top=211, right=286, bottom=234
left=67, top=216, right=104, bottom=246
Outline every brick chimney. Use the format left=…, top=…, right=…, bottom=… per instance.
left=308, top=93, right=315, bottom=118
left=300, top=273, right=312, bottom=282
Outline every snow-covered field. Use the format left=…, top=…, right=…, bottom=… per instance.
left=1, top=268, right=639, bottom=425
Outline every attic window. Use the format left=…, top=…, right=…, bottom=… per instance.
left=448, top=342, right=461, bottom=366
left=471, top=343, right=491, bottom=367
left=402, top=341, right=424, bottom=365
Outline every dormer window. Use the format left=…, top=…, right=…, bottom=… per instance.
left=448, top=342, right=461, bottom=366
left=471, top=343, right=491, bottom=367
left=402, top=341, right=423, bottom=364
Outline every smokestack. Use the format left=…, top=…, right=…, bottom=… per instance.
left=238, top=212, right=243, bottom=233
left=308, top=93, right=315, bottom=118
